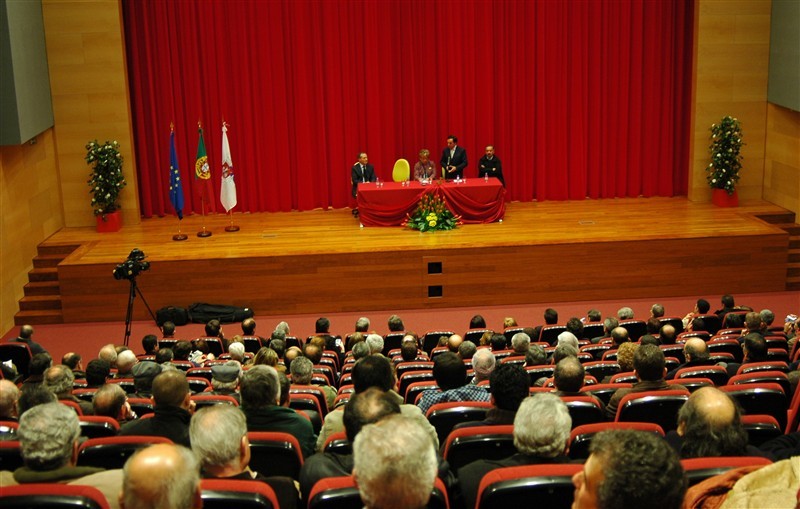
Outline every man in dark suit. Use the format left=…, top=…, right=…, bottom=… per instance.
left=351, top=152, right=376, bottom=198
left=440, top=135, right=468, bottom=179
left=478, top=145, right=504, bottom=186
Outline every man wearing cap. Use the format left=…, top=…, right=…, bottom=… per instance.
left=206, top=360, right=241, bottom=404
left=131, top=361, right=161, bottom=398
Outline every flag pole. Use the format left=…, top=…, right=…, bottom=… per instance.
left=170, top=122, right=188, bottom=241
left=196, top=120, right=212, bottom=238
left=225, top=209, right=239, bottom=232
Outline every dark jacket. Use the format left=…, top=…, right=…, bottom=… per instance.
left=118, top=405, right=192, bottom=447
left=242, top=405, right=316, bottom=459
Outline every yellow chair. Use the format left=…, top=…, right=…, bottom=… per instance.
left=392, top=158, right=411, bottom=182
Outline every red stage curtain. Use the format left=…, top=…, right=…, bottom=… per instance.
left=122, top=0, right=694, bottom=217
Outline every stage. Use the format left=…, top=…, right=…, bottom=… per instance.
left=20, top=197, right=792, bottom=324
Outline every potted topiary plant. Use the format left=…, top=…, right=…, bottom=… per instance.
left=706, top=116, right=743, bottom=207
left=86, top=139, right=126, bottom=232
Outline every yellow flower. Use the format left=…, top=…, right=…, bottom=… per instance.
left=428, top=220, right=437, bottom=227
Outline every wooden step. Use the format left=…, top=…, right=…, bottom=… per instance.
left=789, top=236, right=800, bottom=250
left=776, top=223, right=800, bottom=236
left=788, top=262, right=800, bottom=278
left=24, top=281, right=61, bottom=297
left=789, top=250, right=800, bottom=264
left=787, top=275, right=800, bottom=291
left=36, top=244, right=80, bottom=257
left=756, top=212, right=796, bottom=225
left=28, top=267, right=58, bottom=282
left=14, top=309, right=64, bottom=325
left=33, top=254, right=66, bottom=269
left=18, top=295, right=62, bottom=311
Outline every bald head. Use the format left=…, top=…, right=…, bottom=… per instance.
left=448, top=334, right=463, bottom=352
left=99, top=344, right=118, bottom=366
left=19, top=325, right=34, bottom=339
left=121, top=443, right=200, bottom=509
left=689, top=387, right=736, bottom=426
left=683, top=338, right=708, bottom=362
left=0, top=380, right=19, bottom=419
left=677, top=387, right=747, bottom=458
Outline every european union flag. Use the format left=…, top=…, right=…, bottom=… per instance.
left=169, top=130, right=185, bottom=219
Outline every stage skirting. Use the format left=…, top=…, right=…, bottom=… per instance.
left=357, top=179, right=505, bottom=226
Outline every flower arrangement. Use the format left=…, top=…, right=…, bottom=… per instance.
left=706, top=116, right=743, bottom=195
left=404, top=191, right=461, bottom=232
left=86, top=140, right=126, bottom=219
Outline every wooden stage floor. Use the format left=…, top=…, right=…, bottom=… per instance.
left=41, top=197, right=791, bottom=323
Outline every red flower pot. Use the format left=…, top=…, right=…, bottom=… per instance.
left=96, top=211, right=122, bottom=232
left=711, top=188, right=738, bottom=207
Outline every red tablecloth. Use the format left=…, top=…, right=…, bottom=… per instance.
left=357, top=179, right=506, bottom=227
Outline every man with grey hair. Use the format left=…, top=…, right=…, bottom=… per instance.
left=759, top=309, right=775, bottom=327
left=651, top=303, right=665, bottom=318
left=0, top=379, right=19, bottom=421
left=43, top=364, right=94, bottom=415
left=556, top=331, right=579, bottom=349
left=275, top=321, right=291, bottom=336
left=470, top=348, right=496, bottom=385
left=352, top=341, right=370, bottom=361
left=365, top=333, right=384, bottom=355
left=387, top=314, right=404, bottom=332
left=8, top=402, right=102, bottom=483
left=591, top=316, right=619, bottom=344
left=207, top=361, right=242, bottom=403
left=355, top=317, right=370, bottom=332
left=510, top=332, right=531, bottom=355
left=457, top=339, right=476, bottom=359
left=120, top=443, right=201, bottom=509
left=353, top=414, right=438, bottom=509
left=240, top=364, right=315, bottom=458
left=115, top=350, right=138, bottom=378
left=99, top=344, right=119, bottom=368
left=291, top=356, right=335, bottom=409
left=190, top=404, right=298, bottom=508
left=617, top=307, right=635, bottom=320
left=228, top=342, right=246, bottom=363
left=457, top=393, right=572, bottom=509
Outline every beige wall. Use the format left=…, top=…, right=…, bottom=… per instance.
left=689, top=0, right=772, bottom=201
left=764, top=104, right=800, bottom=216
left=41, top=0, right=139, bottom=227
left=0, top=129, right=64, bottom=334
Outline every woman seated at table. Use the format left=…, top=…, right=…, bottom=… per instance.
left=413, top=149, right=436, bottom=181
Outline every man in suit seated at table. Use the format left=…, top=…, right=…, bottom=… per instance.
left=478, top=145, right=504, bottom=186
left=351, top=152, right=376, bottom=217
left=440, top=135, right=468, bottom=180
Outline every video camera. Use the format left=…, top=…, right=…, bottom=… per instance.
left=113, top=248, right=150, bottom=281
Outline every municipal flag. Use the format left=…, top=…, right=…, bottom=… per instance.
left=220, top=122, right=237, bottom=212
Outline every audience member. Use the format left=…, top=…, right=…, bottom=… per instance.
left=85, top=358, right=111, bottom=388
left=666, top=338, right=712, bottom=379
left=17, top=385, right=56, bottom=415
left=605, top=344, right=685, bottom=419
left=417, top=352, right=489, bottom=415
left=610, top=326, right=629, bottom=346
left=365, top=334, right=384, bottom=355
left=457, top=363, right=529, bottom=429
left=489, top=333, right=507, bottom=351
left=572, top=429, right=686, bottom=509
left=315, top=354, right=437, bottom=451
left=615, top=342, right=638, bottom=373
left=470, top=348, right=496, bottom=385
left=525, top=344, right=547, bottom=366
left=62, top=352, right=85, bottom=379
left=651, top=303, right=665, bottom=318
left=130, top=360, right=161, bottom=398
left=120, top=443, right=200, bottom=509
left=352, top=341, right=370, bottom=361
left=503, top=316, right=518, bottom=328
left=21, top=352, right=52, bottom=388
left=154, top=348, right=174, bottom=368
left=93, top=383, right=136, bottom=422
left=190, top=404, right=298, bottom=509
left=387, top=314, right=404, bottom=332
left=43, top=364, right=93, bottom=415
left=666, top=386, right=768, bottom=459
left=119, top=369, right=194, bottom=447
left=291, top=356, right=335, bottom=409
left=587, top=309, right=602, bottom=322
left=448, top=334, right=464, bottom=353
left=98, top=344, right=118, bottom=368
left=400, top=341, right=418, bottom=362
left=510, top=332, right=530, bottom=355
left=591, top=316, right=618, bottom=344
left=617, top=307, right=634, bottom=320
left=740, top=311, right=765, bottom=340
left=5, top=402, right=102, bottom=483
left=457, top=340, right=476, bottom=360
left=13, top=324, right=47, bottom=355
left=353, top=414, right=438, bottom=509
left=659, top=324, right=677, bottom=345
left=715, top=293, right=740, bottom=318
left=240, top=365, right=315, bottom=458
left=720, top=333, right=768, bottom=378
left=646, top=317, right=662, bottom=336
left=0, top=380, right=20, bottom=421
left=565, top=317, right=584, bottom=340
left=300, top=387, right=401, bottom=503
left=682, top=298, right=711, bottom=330
left=556, top=331, right=579, bottom=349
left=457, top=394, right=572, bottom=509
left=207, top=361, right=242, bottom=403
left=142, top=334, right=159, bottom=354
left=115, top=350, right=138, bottom=377
left=469, top=314, right=486, bottom=329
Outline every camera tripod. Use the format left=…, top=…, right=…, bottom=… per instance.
left=123, top=277, right=157, bottom=347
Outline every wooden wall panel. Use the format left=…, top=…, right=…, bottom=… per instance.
left=0, top=129, right=64, bottom=333
left=689, top=0, right=772, bottom=202
left=763, top=104, right=800, bottom=216
left=41, top=0, right=140, bottom=228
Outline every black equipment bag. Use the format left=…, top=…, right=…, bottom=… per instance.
left=155, top=306, right=189, bottom=326
left=188, top=302, right=254, bottom=324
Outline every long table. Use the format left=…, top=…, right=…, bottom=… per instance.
left=356, top=178, right=506, bottom=227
